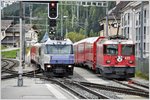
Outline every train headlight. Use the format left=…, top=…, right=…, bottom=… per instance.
left=106, top=60, right=111, bottom=64
left=68, top=65, right=72, bottom=68
left=47, top=65, right=51, bottom=68
left=128, top=60, right=133, bottom=64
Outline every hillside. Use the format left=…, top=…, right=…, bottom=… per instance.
left=2, top=1, right=116, bottom=42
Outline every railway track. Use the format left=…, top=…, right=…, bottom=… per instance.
left=24, top=75, right=110, bottom=99
left=1, top=60, right=149, bottom=99
left=128, top=79, right=149, bottom=89
left=1, top=59, right=41, bottom=80
left=22, top=74, right=149, bottom=99
left=1, top=59, right=18, bottom=73
left=78, top=80, right=149, bottom=98
left=113, top=79, right=149, bottom=94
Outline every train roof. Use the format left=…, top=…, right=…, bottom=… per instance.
left=101, top=39, right=134, bottom=44
left=44, top=38, right=73, bottom=45
left=73, top=37, right=100, bottom=45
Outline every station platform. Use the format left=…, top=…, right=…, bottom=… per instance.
left=1, top=77, right=77, bottom=99
left=1, top=64, right=77, bottom=99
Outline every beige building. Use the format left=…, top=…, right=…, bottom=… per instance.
left=25, top=28, right=38, bottom=47
left=99, top=16, right=120, bottom=36
left=99, top=1, right=129, bottom=37
left=1, top=20, right=13, bottom=40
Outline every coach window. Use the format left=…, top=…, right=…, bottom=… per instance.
left=122, top=45, right=135, bottom=55
left=103, top=44, right=118, bottom=55
left=39, top=47, right=41, bottom=55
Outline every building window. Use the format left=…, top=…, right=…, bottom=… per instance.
left=144, top=42, right=146, bottom=51
left=2, top=31, right=4, bottom=36
left=139, top=12, right=141, bottom=25
left=135, top=12, right=140, bottom=26
left=139, top=27, right=141, bottom=40
left=136, top=28, right=138, bottom=41
left=144, top=26, right=146, bottom=39
left=128, top=13, right=130, bottom=25
left=128, top=27, right=129, bottom=38
left=144, top=9, right=147, bottom=23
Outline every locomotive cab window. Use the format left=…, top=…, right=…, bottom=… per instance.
left=45, top=44, right=73, bottom=54
left=103, top=44, right=118, bottom=55
left=122, top=45, right=135, bottom=55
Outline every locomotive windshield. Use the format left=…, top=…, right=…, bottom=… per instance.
left=122, top=45, right=135, bottom=55
left=45, top=44, right=73, bottom=54
left=103, top=44, right=118, bottom=55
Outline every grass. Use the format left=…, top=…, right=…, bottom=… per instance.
left=1, top=49, right=19, bottom=58
left=1, top=45, right=7, bottom=50
left=135, top=70, right=149, bottom=80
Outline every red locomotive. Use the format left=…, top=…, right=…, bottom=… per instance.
left=74, top=36, right=135, bottom=78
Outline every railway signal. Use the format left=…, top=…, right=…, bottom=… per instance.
left=48, top=1, right=58, bottom=19
left=49, top=27, right=56, bottom=35
left=49, top=19, right=56, bottom=27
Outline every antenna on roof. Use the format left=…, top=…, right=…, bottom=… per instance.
left=116, top=24, right=120, bottom=36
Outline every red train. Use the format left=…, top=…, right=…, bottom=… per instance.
left=74, top=36, right=135, bottom=79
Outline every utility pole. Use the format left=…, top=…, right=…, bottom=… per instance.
left=18, top=1, right=23, bottom=87
left=0, top=0, right=1, bottom=69
left=106, top=1, right=108, bottom=37
left=76, top=2, right=79, bottom=21
left=22, top=2, right=25, bottom=65
left=60, top=1, right=63, bottom=37
left=140, top=1, right=144, bottom=60
left=29, top=4, right=33, bottom=26
left=83, top=5, right=89, bottom=36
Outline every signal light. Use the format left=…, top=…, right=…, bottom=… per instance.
left=49, top=19, right=56, bottom=27
left=48, top=1, right=58, bottom=19
left=51, top=3, right=55, bottom=7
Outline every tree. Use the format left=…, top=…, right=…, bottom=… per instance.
left=66, top=32, right=86, bottom=43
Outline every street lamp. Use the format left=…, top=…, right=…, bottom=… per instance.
left=63, top=16, right=68, bottom=38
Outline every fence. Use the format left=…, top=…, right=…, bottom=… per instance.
left=136, top=57, right=149, bottom=76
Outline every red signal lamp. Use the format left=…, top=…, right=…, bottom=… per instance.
left=51, top=3, right=55, bottom=7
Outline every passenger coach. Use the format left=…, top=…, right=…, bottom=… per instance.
left=74, top=36, right=135, bottom=79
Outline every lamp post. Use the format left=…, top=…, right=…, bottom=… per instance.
left=83, top=5, right=89, bottom=36
left=63, top=16, right=68, bottom=38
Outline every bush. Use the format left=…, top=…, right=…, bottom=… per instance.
left=135, top=70, right=149, bottom=80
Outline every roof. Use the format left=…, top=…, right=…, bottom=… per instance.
left=44, top=38, right=73, bottom=45
left=103, top=39, right=134, bottom=44
left=1, top=20, right=13, bottom=31
left=1, top=36, right=19, bottom=44
left=73, top=37, right=99, bottom=45
left=111, top=1, right=130, bottom=15
left=100, top=1, right=130, bottom=21
left=6, top=24, right=32, bottom=33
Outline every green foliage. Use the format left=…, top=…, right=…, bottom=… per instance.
left=66, top=32, right=87, bottom=43
left=3, top=3, right=19, bottom=17
left=3, top=1, right=116, bottom=41
left=135, top=70, right=149, bottom=80
left=1, top=49, right=19, bottom=58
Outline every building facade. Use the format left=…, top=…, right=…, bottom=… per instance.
left=121, top=1, right=149, bottom=58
